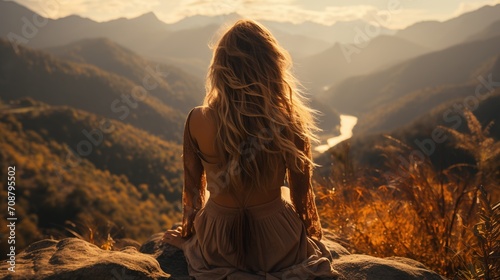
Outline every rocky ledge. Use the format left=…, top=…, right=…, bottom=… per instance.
left=0, top=231, right=445, bottom=280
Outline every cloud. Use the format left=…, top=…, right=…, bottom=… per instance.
left=13, top=0, right=500, bottom=28
left=167, top=1, right=388, bottom=26
left=381, top=8, right=437, bottom=29
left=165, top=1, right=445, bottom=29
left=453, top=0, right=500, bottom=16
left=242, top=4, right=379, bottom=24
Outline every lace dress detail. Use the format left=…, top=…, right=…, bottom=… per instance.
left=180, top=109, right=207, bottom=238
left=287, top=134, right=323, bottom=241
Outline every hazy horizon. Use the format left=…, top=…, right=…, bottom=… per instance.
left=10, top=0, right=500, bottom=29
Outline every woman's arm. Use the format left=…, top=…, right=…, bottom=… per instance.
left=287, top=135, right=323, bottom=241
left=181, top=109, right=206, bottom=238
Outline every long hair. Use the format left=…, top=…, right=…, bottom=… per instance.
left=203, top=19, right=319, bottom=193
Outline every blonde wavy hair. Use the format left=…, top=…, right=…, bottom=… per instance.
left=203, top=19, right=319, bottom=192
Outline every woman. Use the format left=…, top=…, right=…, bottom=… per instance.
left=162, top=19, right=339, bottom=279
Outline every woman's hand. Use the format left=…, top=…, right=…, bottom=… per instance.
left=161, top=226, right=186, bottom=250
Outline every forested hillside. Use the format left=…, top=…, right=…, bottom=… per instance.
left=0, top=99, right=184, bottom=254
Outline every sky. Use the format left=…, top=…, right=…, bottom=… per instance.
left=12, top=0, right=500, bottom=29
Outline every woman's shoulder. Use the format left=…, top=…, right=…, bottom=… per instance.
left=189, top=106, right=217, bottom=139
left=190, top=106, right=214, bottom=116
left=190, top=106, right=215, bottom=125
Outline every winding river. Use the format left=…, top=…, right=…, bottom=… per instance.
left=314, top=115, right=358, bottom=153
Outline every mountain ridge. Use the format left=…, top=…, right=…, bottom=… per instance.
left=326, top=35, right=500, bottom=116
left=44, top=37, right=205, bottom=112
left=0, top=99, right=184, bottom=252
left=395, top=4, right=500, bottom=50
left=298, top=35, right=429, bottom=90
left=0, top=39, right=185, bottom=142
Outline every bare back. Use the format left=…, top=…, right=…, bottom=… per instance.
left=188, top=106, right=285, bottom=207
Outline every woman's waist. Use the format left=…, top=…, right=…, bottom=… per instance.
left=203, top=190, right=291, bottom=220
left=208, top=187, right=282, bottom=208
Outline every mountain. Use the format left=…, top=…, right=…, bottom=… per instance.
left=0, top=1, right=171, bottom=50
left=0, top=39, right=185, bottom=142
left=0, top=1, right=391, bottom=79
left=0, top=0, right=48, bottom=38
left=148, top=22, right=332, bottom=76
left=393, top=88, right=500, bottom=144
left=0, top=99, right=183, bottom=252
left=310, top=98, right=341, bottom=136
left=168, top=12, right=331, bottom=57
left=466, top=19, right=500, bottom=42
left=0, top=0, right=96, bottom=47
left=354, top=54, right=499, bottom=135
left=168, top=12, right=241, bottom=31
left=148, top=23, right=220, bottom=77
left=91, top=12, right=171, bottom=52
left=42, top=38, right=341, bottom=134
left=149, top=22, right=332, bottom=75
left=105, top=11, right=168, bottom=32
left=354, top=83, right=477, bottom=135
left=45, top=38, right=204, bottom=112
left=353, top=36, right=500, bottom=134
left=168, top=14, right=395, bottom=58
left=169, top=13, right=395, bottom=44
left=0, top=99, right=184, bottom=197
left=261, top=19, right=395, bottom=44
left=298, top=35, right=429, bottom=90
left=268, top=29, right=331, bottom=59
left=325, top=35, right=500, bottom=117
left=396, top=4, right=500, bottom=50
left=140, top=24, right=341, bottom=134
left=385, top=87, right=500, bottom=173
left=315, top=87, right=500, bottom=181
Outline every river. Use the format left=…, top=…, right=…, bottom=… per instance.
left=314, top=115, right=358, bottom=153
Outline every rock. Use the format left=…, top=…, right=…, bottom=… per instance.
left=333, top=255, right=445, bottom=280
left=321, top=230, right=351, bottom=259
left=0, top=238, right=170, bottom=280
left=114, top=238, right=142, bottom=251
left=0, top=233, right=446, bottom=280
left=140, top=233, right=190, bottom=279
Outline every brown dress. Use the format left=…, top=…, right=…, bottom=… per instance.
left=180, top=109, right=339, bottom=279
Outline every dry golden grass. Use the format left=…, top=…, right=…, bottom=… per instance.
left=317, top=111, right=500, bottom=278
left=459, top=186, right=500, bottom=279
left=65, top=218, right=118, bottom=251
